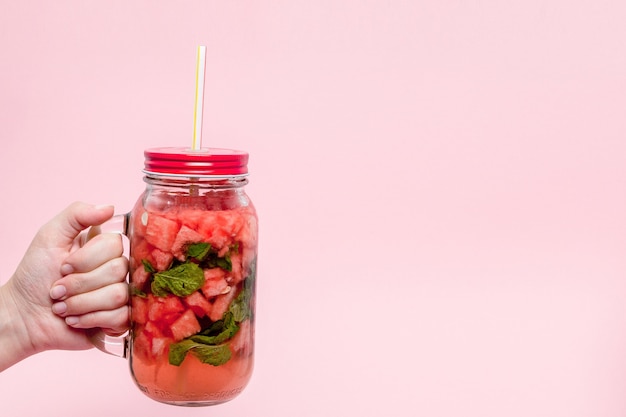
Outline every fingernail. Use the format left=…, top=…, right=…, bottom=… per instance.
left=94, top=204, right=114, bottom=210
left=65, top=317, right=79, bottom=326
left=50, top=285, right=67, bottom=300
left=52, top=302, right=67, bottom=315
left=60, top=264, right=74, bottom=275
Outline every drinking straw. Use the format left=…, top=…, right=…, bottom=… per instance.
left=192, top=45, right=207, bottom=150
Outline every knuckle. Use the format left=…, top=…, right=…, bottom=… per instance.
left=66, top=275, right=86, bottom=294
left=108, top=257, right=129, bottom=280
left=80, top=312, right=97, bottom=327
left=64, top=296, right=85, bottom=315
left=104, top=233, right=124, bottom=256
left=100, top=308, right=130, bottom=333
left=114, top=307, right=130, bottom=327
left=111, top=283, right=129, bottom=306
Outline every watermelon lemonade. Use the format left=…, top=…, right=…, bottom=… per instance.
left=126, top=148, right=258, bottom=406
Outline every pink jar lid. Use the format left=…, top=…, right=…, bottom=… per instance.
left=143, top=147, right=249, bottom=177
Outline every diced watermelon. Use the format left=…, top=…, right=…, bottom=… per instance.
left=146, top=295, right=160, bottom=322
left=176, top=208, right=207, bottom=230
left=151, top=336, right=174, bottom=357
left=204, top=267, right=226, bottom=281
left=132, top=263, right=151, bottom=287
left=184, top=291, right=213, bottom=318
left=228, top=252, right=244, bottom=285
left=202, top=268, right=230, bottom=298
left=162, top=295, right=186, bottom=314
left=197, top=208, right=248, bottom=248
left=145, top=213, right=180, bottom=252
left=198, top=211, right=235, bottom=251
left=171, top=225, right=206, bottom=261
left=209, top=287, right=238, bottom=322
left=131, top=238, right=153, bottom=270
left=216, top=245, right=229, bottom=257
left=230, top=319, right=252, bottom=355
left=228, top=210, right=245, bottom=229
left=133, top=327, right=152, bottom=359
left=163, top=208, right=181, bottom=222
left=202, top=277, right=230, bottom=298
left=128, top=194, right=259, bottom=369
left=144, top=320, right=164, bottom=338
left=170, top=309, right=201, bottom=341
left=197, top=211, right=217, bottom=239
left=148, top=295, right=185, bottom=324
left=236, top=213, right=258, bottom=251
left=151, top=248, right=173, bottom=271
left=131, top=296, right=149, bottom=324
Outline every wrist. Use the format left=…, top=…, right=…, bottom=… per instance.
left=0, top=279, right=36, bottom=371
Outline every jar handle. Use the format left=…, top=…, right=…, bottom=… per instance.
left=87, top=213, right=130, bottom=358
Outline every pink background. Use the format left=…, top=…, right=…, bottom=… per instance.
left=1, top=1, right=626, bottom=416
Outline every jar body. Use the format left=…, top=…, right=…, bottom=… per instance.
left=127, top=175, right=257, bottom=406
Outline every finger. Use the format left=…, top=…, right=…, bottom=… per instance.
left=52, top=282, right=129, bottom=317
left=51, top=256, right=128, bottom=300
left=83, top=225, right=102, bottom=246
left=62, top=233, right=124, bottom=274
left=65, top=306, right=130, bottom=334
left=40, top=202, right=114, bottom=248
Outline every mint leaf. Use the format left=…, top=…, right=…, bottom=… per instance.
left=168, top=340, right=232, bottom=366
left=186, top=242, right=210, bottom=261
left=168, top=312, right=239, bottom=366
left=229, top=288, right=251, bottom=322
left=142, top=259, right=156, bottom=274
left=131, top=286, right=147, bottom=298
left=194, top=312, right=239, bottom=344
left=199, top=245, right=239, bottom=271
left=203, top=253, right=232, bottom=271
left=191, top=324, right=238, bottom=345
left=192, top=343, right=231, bottom=366
left=229, top=258, right=257, bottom=322
left=169, top=340, right=196, bottom=366
left=151, top=263, right=205, bottom=297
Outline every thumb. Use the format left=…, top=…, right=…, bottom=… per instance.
left=43, top=202, right=115, bottom=247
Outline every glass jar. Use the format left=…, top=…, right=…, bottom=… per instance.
left=93, top=147, right=258, bottom=406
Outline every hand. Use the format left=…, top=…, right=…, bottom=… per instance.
left=0, top=202, right=129, bottom=371
left=50, top=226, right=129, bottom=336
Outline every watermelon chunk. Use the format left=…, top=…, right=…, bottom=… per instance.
left=131, top=296, right=149, bottom=324
left=236, top=213, right=258, bottom=251
left=131, top=238, right=153, bottom=270
left=148, top=295, right=185, bottom=324
left=228, top=252, right=244, bottom=285
left=184, top=291, right=213, bottom=318
left=209, top=287, right=238, bottom=322
left=133, top=327, right=152, bottom=359
left=151, top=248, right=173, bottom=271
left=170, top=309, right=201, bottom=341
left=230, top=319, right=252, bottom=355
left=144, top=320, right=164, bottom=338
left=198, top=211, right=234, bottom=251
left=131, top=266, right=150, bottom=293
left=177, top=208, right=207, bottom=230
left=171, top=225, right=206, bottom=261
left=145, top=214, right=180, bottom=252
left=202, top=270, right=230, bottom=298
left=204, top=267, right=226, bottom=281
left=152, top=336, right=174, bottom=357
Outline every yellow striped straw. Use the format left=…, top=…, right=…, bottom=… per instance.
left=192, top=45, right=207, bottom=150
